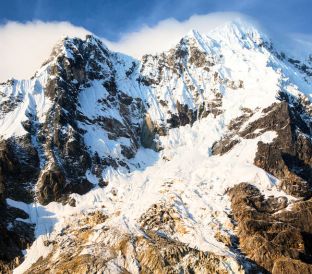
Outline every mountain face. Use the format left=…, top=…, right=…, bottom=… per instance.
left=0, top=20, right=312, bottom=273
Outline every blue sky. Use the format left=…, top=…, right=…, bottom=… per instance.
left=1, top=0, right=311, bottom=41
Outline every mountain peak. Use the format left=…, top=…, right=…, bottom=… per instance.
left=213, top=18, right=263, bottom=35
left=171, top=18, right=268, bottom=57
left=206, top=18, right=267, bottom=47
left=34, top=33, right=112, bottom=85
left=41, top=34, right=108, bottom=67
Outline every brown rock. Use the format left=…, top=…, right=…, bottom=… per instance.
left=228, top=182, right=312, bottom=272
left=272, top=257, right=312, bottom=274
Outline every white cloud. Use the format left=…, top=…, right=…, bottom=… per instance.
left=103, top=12, right=248, bottom=58
left=0, top=21, right=90, bottom=82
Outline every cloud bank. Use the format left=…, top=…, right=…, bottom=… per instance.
left=0, top=21, right=90, bottom=82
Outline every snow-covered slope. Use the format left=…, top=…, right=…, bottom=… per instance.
left=139, top=20, right=311, bottom=125
left=0, top=19, right=312, bottom=274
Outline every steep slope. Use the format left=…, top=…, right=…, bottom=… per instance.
left=0, top=35, right=150, bottom=203
left=0, top=20, right=311, bottom=273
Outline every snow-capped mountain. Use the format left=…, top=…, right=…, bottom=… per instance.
left=0, top=20, right=312, bottom=274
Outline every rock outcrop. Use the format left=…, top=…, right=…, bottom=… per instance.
left=228, top=183, right=312, bottom=273
left=0, top=202, right=34, bottom=273
left=253, top=95, right=312, bottom=198
left=212, top=95, right=312, bottom=199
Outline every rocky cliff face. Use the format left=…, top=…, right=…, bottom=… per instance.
left=0, top=20, right=312, bottom=273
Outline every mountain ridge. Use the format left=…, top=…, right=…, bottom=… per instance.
left=0, top=20, right=312, bottom=273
